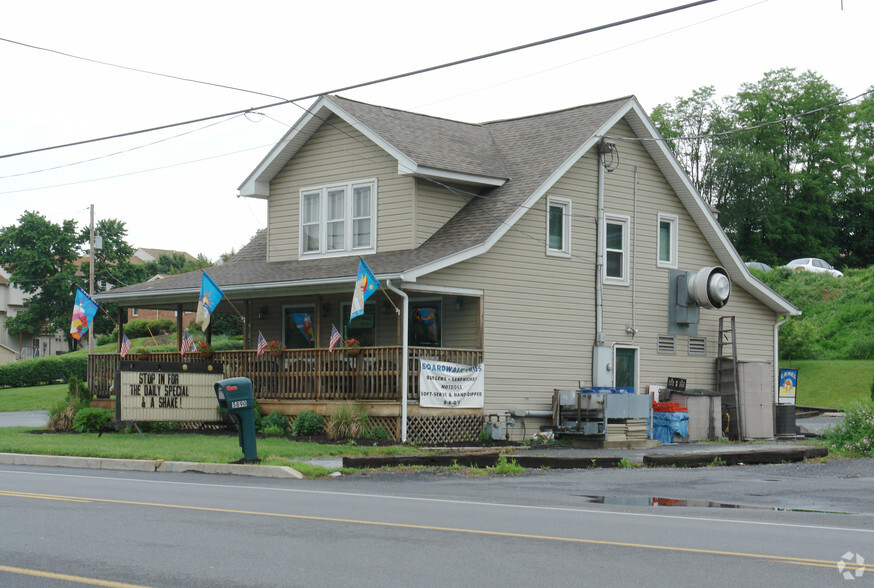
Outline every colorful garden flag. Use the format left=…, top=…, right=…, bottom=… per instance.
left=350, top=259, right=379, bottom=320
left=194, top=272, right=224, bottom=331
left=70, top=286, right=99, bottom=340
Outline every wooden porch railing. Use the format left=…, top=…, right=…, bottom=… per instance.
left=89, top=347, right=483, bottom=403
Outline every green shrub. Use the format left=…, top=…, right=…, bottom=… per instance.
left=326, top=404, right=366, bottom=440
left=0, top=354, right=87, bottom=388
left=68, top=375, right=92, bottom=404
left=822, top=400, right=874, bottom=456
left=48, top=395, right=89, bottom=432
left=262, top=410, right=290, bottom=436
left=73, top=407, right=113, bottom=433
left=870, top=377, right=874, bottom=403
left=292, top=410, right=324, bottom=436
left=147, top=319, right=175, bottom=335
left=361, top=426, right=389, bottom=440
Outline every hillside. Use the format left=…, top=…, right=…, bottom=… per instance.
left=754, top=266, right=874, bottom=360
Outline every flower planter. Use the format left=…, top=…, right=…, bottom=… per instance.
left=344, top=347, right=361, bottom=357
left=268, top=350, right=283, bottom=358
left=137, top=352, right=150, bottom=361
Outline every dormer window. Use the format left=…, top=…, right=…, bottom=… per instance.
left=300, top=179, right=377, bottom=257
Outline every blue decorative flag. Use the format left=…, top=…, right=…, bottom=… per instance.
left=70, top=286, right=99, bottom=340
left=350, top=259, right=379, bottom=320
left=195, top=273, right=225, bottom=331
left=291, top=312, right=315, bottom=343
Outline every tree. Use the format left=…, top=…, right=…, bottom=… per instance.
left=840, top=88, right=874, bottom=267
left=0, top=211, right=81, bottom=345
left=651, top=86, right=722, bottom=204
left=142, top=252, right=211, bottom=277
left=715, top=69, right=849, bottom=265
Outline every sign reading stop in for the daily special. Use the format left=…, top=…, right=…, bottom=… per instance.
left=116, top=361, right=225, bottom=422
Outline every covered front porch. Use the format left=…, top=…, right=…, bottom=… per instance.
left=89, top=288, right=487, bottom=444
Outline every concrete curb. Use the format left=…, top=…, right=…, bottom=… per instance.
left=0, top=453, right=304, bottom=479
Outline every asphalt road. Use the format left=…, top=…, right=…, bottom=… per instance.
left=0, top=460, right=871, bottom=587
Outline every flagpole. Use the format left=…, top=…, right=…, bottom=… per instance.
left=88, top=204, right=95, bottom=355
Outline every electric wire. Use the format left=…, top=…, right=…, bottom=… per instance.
left=0, top=0, right=717, bottom=161
left=0, top=114, right=246, bottom=181
left=0, top=36, right=287, bottom=102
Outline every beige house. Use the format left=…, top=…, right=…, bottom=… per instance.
left=94, top=95, right=799, bottom=443
left=0, top=269, right=64, bottom=362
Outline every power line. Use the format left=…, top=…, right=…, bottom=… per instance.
left=0, top=0, right=717, bottom=161
left=0, top=114, right=246, bottom=181
left=0, top=37, right=288, bottom=102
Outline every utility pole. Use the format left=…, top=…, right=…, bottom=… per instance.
left=89, top=204, right=95, bottom=355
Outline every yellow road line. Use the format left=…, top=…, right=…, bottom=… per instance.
left=0, top=564, right=150, bottom=587
left=2, top=490, right=871, bottom=573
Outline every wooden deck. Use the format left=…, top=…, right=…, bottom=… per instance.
left=88, top=346, right=483, bottom=403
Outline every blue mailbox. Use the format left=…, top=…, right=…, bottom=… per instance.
left=214, top=377, right=258, bottom=462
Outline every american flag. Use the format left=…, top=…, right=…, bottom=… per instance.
left=257, top=331, right=267, bottom=356
left=181, top=329, right=194, bottom=356
left=120, top=333, right=132, bottom=358
left=329, top=324, right=342, bottom=352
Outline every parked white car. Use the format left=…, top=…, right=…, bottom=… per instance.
left=785, top=258, right=843, bottom=278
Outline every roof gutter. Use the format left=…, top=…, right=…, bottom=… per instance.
left=94, top=273, right=405, bottom=305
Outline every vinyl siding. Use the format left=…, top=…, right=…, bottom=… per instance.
left=267, top=114, right=414, bottom=260
left=415, top=179, right=472, bottom=246
left=421, top=118, right=779, bottom=417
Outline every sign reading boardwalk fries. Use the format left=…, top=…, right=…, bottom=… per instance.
left=419, top=360, right=484, bottom=408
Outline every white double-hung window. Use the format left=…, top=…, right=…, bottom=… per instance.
left=604, top=213, right=630, bottom=285
left=300, top=179, right=376, bottom=256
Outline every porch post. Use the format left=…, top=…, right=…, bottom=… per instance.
left=176, top=304, right=183, bottom=350
left=117, top=307, right=125, bottom=352
left=244, top=300, right=251, bottom=349
left=386, top=280, right=409, bottom=443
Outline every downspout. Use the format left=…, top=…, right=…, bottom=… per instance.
left=386, top=279, right=409, bottom=443
left=773, top=317, right=788, bottom=403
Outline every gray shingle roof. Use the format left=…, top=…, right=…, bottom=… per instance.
left=97, top=96, right=631, bottom=303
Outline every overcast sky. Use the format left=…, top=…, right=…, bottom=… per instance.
left=0, top=0, right=869, bottom=263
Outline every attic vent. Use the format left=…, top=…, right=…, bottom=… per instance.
left=688, top=337, right=707, bottom=355
left=657, top=335, right=676, bottom=354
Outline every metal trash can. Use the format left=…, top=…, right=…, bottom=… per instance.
left=775, top=404, right=796, bottom=439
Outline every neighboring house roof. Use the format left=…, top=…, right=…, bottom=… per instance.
left=98, top=95, right=799, bottom=316
left=131, top=248, right=197, bottom=265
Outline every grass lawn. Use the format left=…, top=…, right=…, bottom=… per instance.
left=0, top=427, right=426, bottom=474
left=779, top=360, right=874, bottom=409
left=0, top=384, right=67, bottom=412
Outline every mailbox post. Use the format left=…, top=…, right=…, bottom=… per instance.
left=214, top=377, right=258, bottom=461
